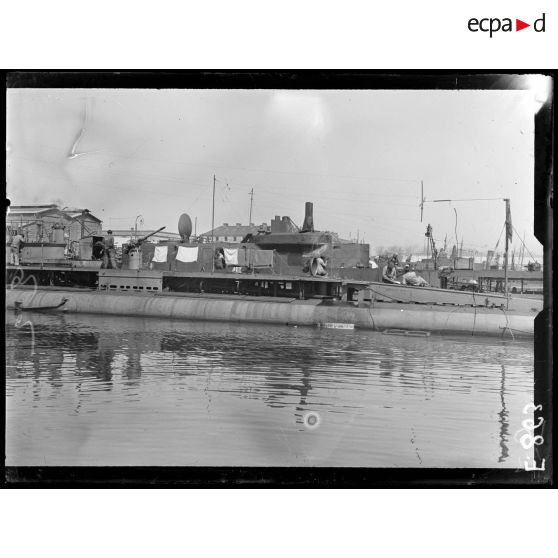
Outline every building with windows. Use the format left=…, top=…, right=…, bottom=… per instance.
left=7, top=205, right=68, bottom=242
left=200, top=222, right=268, bottom=243
left=63, top=208, right=103, bottom=241
left=6, top=205, right=103, bottom=245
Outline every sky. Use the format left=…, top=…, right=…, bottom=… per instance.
left=6, top=87, right=543, bottom=258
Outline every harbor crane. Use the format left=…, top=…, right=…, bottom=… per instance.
left=420, top=182, right=513, bottom=305
left=425, top=223, right=438, bottom=270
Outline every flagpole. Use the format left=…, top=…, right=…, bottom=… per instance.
left=428, top=196, right=513, bottom=307
left=212, top=174, right=216, bottom=272
left=249, top=188, right=254, bottom=224
left=504, top=198, right=510, bottom=308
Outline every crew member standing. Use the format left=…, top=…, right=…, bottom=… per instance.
left=10, top=230, right=25, bottom=265
left=94, top=239, right=107, bottom=268
left=214, top=248, right=225, bottom=270
left=105, top=230, right=117, bottom=269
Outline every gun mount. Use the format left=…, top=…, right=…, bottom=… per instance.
left=125, top=226, right=166, bottom=253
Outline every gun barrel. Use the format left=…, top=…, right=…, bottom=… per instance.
left=138, top=226, right=166, bottom=243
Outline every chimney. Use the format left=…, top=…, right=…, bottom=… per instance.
left=301, top=202, right=314, bottom=232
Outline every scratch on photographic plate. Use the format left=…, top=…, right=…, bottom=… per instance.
left=410, top=427, right=423, bottom=465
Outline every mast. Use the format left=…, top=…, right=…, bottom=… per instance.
left=212, top=174, right=216, bottom=272
left=420, top=180, right=425, bottom=222
left=248, top=188, right=254, bottom=224
left=425, top=224, right=437, bottom=270
left=504, top=198, right=511, bottom=306
left=426, top=196, right=513, bottom=302
left=212, top=174, right=216, bottom=242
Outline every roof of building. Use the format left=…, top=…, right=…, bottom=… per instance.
left=8, top=204, right=60, bottom=215
left=8, top=204, right=102, bottom=223
left=63, top=208, right=102, bottom=223
left=201, top=223, right=266, bottom=238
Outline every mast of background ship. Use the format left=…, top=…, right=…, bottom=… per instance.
left=504, top=198, right=511, bottom=309
left=248, top=188, right=254, bottom=225
left=212, top=174, right=216, bottom=272
left=427, top=194, right=512, bottom=304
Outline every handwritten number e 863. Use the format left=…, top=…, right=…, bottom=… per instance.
left=518, top=404, right=545, bottom=471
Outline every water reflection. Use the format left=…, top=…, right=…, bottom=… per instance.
left=125, top=342, right=142, bottom=381
left=294, top=367, right=312, bottom=428
left=498, top=364, right=510, bottom=463
left=378, top=347, right=396, bottom=375
left=5, top=312, right=533, bottom=467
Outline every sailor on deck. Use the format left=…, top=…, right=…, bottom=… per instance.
left=105, top=230, right=117, bottom=269
left=10, top=230, right=25, bottom=265
left=401, top=265, right=429, bottom=287
left=382, top=256, right=400, bottom=284
left=314, top=256, right=327, bottom=276
left=214, top=248, right=226, bottom=270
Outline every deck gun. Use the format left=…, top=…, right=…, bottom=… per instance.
left=124, top=226, right=166, bottom=254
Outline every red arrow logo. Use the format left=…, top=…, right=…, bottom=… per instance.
left=516, top=19, right=530, bottom=31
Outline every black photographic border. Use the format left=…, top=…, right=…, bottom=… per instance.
left=2, top=70, right=554, bottom=487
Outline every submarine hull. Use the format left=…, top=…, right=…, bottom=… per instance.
left=6, top=288, right=535, bottom=338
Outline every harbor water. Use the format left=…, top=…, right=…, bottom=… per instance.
left=5, top=311, right=534, bottom=467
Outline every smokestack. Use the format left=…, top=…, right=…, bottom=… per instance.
left=301, top=202, right=314, bottom=233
